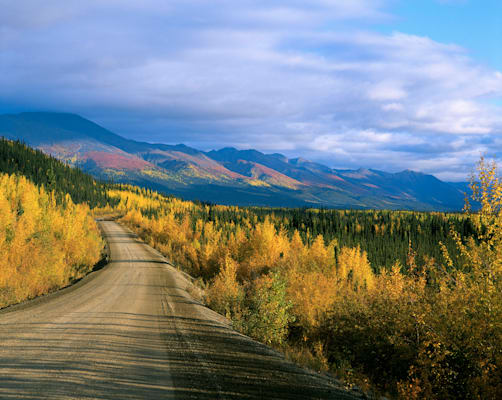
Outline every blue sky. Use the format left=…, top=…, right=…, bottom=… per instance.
left=386, top=0, right=502, bottom=71
left=1, top=0, right=501, bottom=180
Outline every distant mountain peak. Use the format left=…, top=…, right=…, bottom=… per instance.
left=215, top=146, right=238, bottom=152
left=290, top=157, right=308, bottom=164
left=356, top=168, right=374, bottom=175
left=270, top=152, right=287, bottom=158
left=399, top=169, right=423, bottom=175
left=0, top=111, right=467, bottom=211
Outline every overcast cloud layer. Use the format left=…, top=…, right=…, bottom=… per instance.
left=1, top=0, right=502, bottom=180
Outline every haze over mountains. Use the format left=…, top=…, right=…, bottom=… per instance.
left=0, top=112, right=468, bottom=210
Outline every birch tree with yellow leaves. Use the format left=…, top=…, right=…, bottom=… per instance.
left=0, top=173, right=103, bottom=308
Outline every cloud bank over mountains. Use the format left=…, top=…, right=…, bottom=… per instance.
left=1, top=0, right=501, bottom=180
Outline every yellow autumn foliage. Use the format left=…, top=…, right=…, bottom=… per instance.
left=337, top=245, right=375, bottom=290
left=0, top=173, right=104, bottom=308
left=206, top=253, right=243, bottom=319
left=114, top=158, right=501, bottom=398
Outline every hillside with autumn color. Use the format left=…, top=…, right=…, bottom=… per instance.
left=0, top=112, right=467, bottom=211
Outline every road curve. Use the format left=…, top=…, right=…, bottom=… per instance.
left=0, top=221, right=357, bottom=399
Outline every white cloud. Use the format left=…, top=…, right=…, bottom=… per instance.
left=368, top=81, right=407, bottom=101
left=382, top=102, right=404, bottom=112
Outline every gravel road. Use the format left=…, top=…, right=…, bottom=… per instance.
left=0, top=221, right=358, bottom=399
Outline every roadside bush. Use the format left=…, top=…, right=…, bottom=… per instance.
left=241, top=272, right=294, bottom=346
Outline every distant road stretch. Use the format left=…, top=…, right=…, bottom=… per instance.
left=0, top=221, right=356, bottom=399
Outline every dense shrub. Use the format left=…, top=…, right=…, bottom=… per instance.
left=0, top=173, right=104, bottom=307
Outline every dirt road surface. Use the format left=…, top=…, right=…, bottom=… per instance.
left=0, top=221, right=358, bottom=399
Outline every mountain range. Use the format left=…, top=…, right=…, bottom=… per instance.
left=0, top=112, right=469, bottom=210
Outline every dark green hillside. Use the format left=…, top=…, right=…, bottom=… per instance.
left=0, top=138, right=116, bottom=208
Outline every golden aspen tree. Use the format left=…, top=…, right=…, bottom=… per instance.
left=206, top=253, right=243, bottom=319
left=336, top=246, right=374, bottom=291
left=0, top=173, right=103, bottom=308
left=306, top=235, right=336, bottom=273
left=286, top=269, right=338, bottom=338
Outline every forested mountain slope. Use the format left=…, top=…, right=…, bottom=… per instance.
left=0, top=138, right=115, bottom=207
left=1, top=112, right=468, bottom=210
